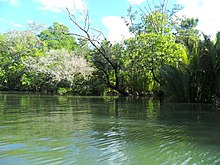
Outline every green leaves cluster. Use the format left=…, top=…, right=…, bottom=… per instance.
left=37, top=22, right=78, bottom=50
left=119, top=33, right=188, bottom=95
left=0, top=30, right=45, bottom=90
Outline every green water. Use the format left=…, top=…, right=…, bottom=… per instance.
left=0, top=93, right=220, bottom=165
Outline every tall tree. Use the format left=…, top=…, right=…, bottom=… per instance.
left=123, top=32, right=188, bottom=95
left=125, top=0, right=182, bottom=35
left=66, top=8, right=129, bottom=96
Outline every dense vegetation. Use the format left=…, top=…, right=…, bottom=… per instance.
left=0, top=3, right=220, bottom=103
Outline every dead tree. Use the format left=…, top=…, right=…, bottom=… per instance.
left=66, top=8, right=129, bottom=96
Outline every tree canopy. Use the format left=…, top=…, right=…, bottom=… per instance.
left=0, top=2, right=220, bottom=102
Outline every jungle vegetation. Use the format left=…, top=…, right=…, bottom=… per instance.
left=0, top=2, right=220, bottom=103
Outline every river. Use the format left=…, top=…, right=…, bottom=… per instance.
left=0, top=93, right=220, bottom=164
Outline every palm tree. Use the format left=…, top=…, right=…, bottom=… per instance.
left=161, top=32, right=220, bottom=103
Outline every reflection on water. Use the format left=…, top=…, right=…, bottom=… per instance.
left=0, top=93, right=220, bottom=164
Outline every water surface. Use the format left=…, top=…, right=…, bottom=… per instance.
left=0, top=93, right=220, bottom=164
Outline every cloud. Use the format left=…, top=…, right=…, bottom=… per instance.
left=0, top=0, right=20, bottom=6
left=34, top=0, right=86, bottom=13
left=102, top=16, right=133, bottom=43
left=177, top=0, right=220, bottom=38
left=128, top=0, right=146, bottom=5
left=0, top=18, right=22, bottom=27
left=8, top=20, right=22, bottom=27
left=26, top=20, right=35, bottom=24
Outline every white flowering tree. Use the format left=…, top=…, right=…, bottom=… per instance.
left=23, top=49, right=94, bottom=92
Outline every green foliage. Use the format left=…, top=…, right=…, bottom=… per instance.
left=190, top=33, right=220, bottom=102
left=90, top=31, right=188, bottom=96
left=37, top=22, right=78, bottom=50
left=143, top=11, right=171, bottom=34
left=57, top=87, right=72, bottom=95
left=160, top=65, right=190, bottom=102
left=175, top=17, right=200, bottom=56
left=90, top=40, right=129, bottom=96
left=89, top=7, right=189, bottom=96
left=0, top=30, right=45, bottom=90
left=161, top=33, right=220, bottom=103
left=123, top=33, right=188, bottom=94
left=126, top=1, right=182, bottom=35
left=0, top=5, right=220, bottom=102
left=0, top=22, right=95, bottom=95
left=129, top=10, right=171, bottom=35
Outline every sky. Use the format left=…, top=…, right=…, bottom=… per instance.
left=1, top=0, right=220, bottom=42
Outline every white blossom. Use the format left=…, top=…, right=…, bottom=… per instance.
left=24, top=49, right=94, bottom=85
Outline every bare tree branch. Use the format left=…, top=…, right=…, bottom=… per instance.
left=66, top=7, right=128, bottom=95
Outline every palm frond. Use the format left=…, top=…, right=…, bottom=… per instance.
left=160, top=64, right=190, bottom=102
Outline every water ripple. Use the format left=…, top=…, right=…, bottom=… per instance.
left=1, top=95, right=220, bottom=164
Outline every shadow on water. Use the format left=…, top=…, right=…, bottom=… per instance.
left=0, top=92, right=220, bottom=164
